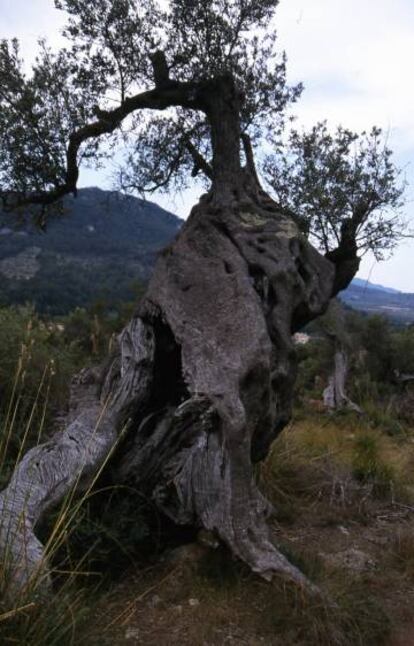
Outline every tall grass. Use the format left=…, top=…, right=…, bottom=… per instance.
left=0, top=307, right=412, bottom=644
left=0, top=321, right=108, bottom=645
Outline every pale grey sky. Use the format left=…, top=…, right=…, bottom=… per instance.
left=2, top=0, right=413, bottom=291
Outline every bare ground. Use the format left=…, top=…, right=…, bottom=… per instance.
left=90, top=418, right=414, bottom=646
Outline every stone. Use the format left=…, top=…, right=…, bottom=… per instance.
left=321, top=548, right=376, bottom=573
left=188, top=598, right=200, bottom=607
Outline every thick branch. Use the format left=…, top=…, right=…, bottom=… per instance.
left=324, top=191, right=393, bottom=296
left=325, top=219, right=360, bottom=296
left=1, top=77, right=204, bottom=212
left=149, top=51, right=172, bottom=88
left=185, top=138, right=213, bottom=180
left=241, top=133, right=260, bottom=184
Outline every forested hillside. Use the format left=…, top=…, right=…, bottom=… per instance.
left=341, top=281, right=414, bottom=324
left=1, top=187, right=412, bottom=322
left=0, top=187, right=182, bottom=313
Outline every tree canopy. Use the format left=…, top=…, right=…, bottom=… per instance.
left=263, top=122, right=407, bottom=259
left=0, top=0, right=301, bottom=210
left=0, top=0, right=407, bottom=268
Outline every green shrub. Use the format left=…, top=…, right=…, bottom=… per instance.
left=352, top=433, right=395, bottom=496
left=0, top=306, right=87, bottom=486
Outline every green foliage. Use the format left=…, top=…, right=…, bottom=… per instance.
left=0, top=312, right=100, bottom=645
left=264, top=122, right=406, bottom=259
left=0, top=35, right=101, bottom=203
left=297, top=308, right=414, bottom=433
left=294, top=338, right=332, bottom=399
left=392, top=325, right=414, bottom=374
left=362, top=398, right=405, bottom=437
left=352, top=432, right=395, bottom=496
left=359, top=315, right=394, bottom=382
left=0, top=298, right=144, bottom=489
left=0, top=305, right=82, bottom=401
left=0, top=0, right=301, bottom=204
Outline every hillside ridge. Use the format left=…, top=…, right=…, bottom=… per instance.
left=0, top=188, right=412, bottom=321
left=0, top=188, right=182, bottom=313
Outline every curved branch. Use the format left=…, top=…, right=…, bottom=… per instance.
left=325, top=218, right=360, bottom=296
left=185, top=138, right=213, bottom=180
left=1, top=74, right=205, bottom=211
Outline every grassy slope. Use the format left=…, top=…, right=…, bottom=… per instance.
left=2, top=412, right=414, bottom=645
left=1, top=306, right=414, bottom=645
left=89, top=414, right=414, bottom=646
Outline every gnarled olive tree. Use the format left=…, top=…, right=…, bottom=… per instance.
left=0, top=0, right=403, bottom=596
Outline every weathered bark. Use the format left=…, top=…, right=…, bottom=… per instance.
left=0, top=186, right=343, bottom=597
left=321, top=301, right=362, bottom=413
left=0, top=319, right=155, bottom=596
left=201, top=76, right=242, bottom=200
left=0, top=62, right=362, bottom=597
left=323, top=347, right=362, bottom=413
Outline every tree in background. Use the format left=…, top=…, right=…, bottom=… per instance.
left=0, top=0, right=406, bottom=597
left=317, top=300, right=362, bottom=413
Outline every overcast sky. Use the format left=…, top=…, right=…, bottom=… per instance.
left=2, top=0, right=413, bottom=291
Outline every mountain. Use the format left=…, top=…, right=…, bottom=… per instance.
left=351, top=277, right=401, bottom=295
left=0, top=187, right=182, bottom=314
left=1, top=188, right=413, bottom=322
left=340, top=281, right=414, bottom=324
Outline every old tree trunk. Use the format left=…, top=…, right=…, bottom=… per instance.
left=321, top=301, right=362, bottom=413
left=0, top=77, right=359, bottom=597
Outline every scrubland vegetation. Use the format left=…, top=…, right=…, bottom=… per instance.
left=0, top=302, right=413, bottom=645
left=0, top=0, right=412, bottom=642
